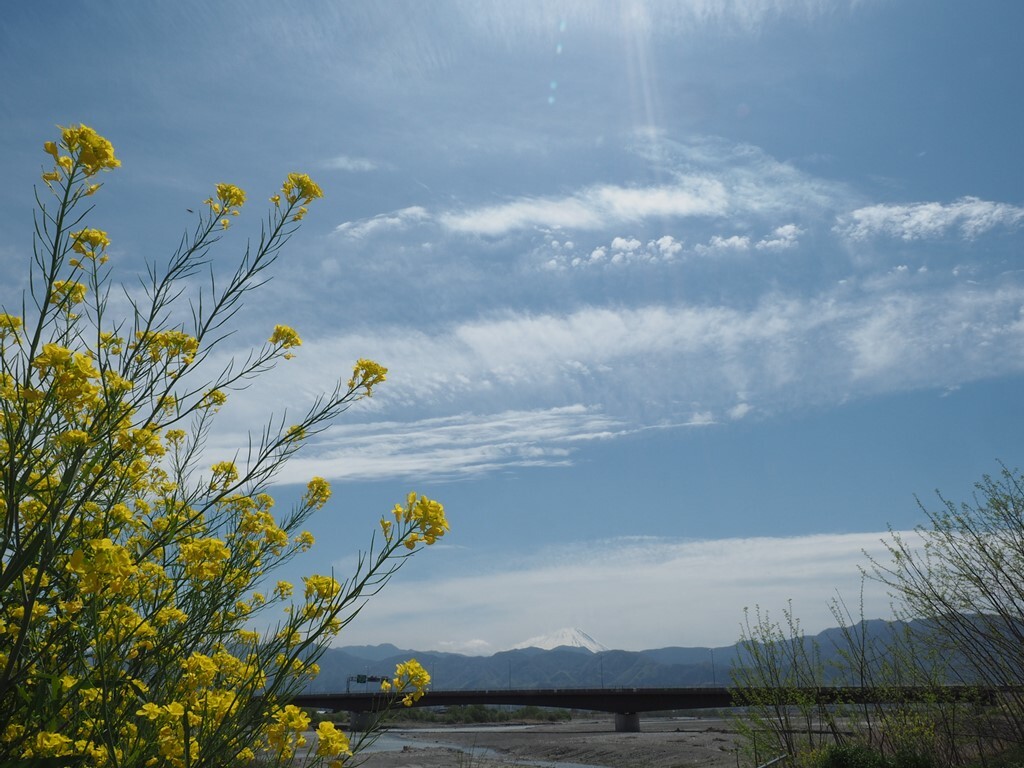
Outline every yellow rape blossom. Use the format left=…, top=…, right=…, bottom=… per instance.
left=205, top=183, right=246, bottom=224
left=236, top=628, right=260, bottom=645
left=24, top=730, right=75, bottom=758
left=348, top=358, right=387, bottom=396
left=393, top=492, right=449, bottom=547
left=99, top=330, right=127, bottom=354
left=136, top=703, right=162, bottom=721
left=269, top=324, right=302, bottom=347
left=152, top=606, right=188, bottom=626
left=56, top=124, right=120, bottom=176
left=50, top=280, right=88, bottom=305
left=275, top=580, right=293, bottom=598
left=381, top=658, right=431, bottom=706
left=281, top=173, right=323, bottom=205
left=57, top=429, right=90, bottom=447
left=268, top=325, right=301, bottom=359
left=181, top=652, right=219, bottom=687
left=134, top=329, right=199, bottom=364
left=302, top=574, right=340, bottom=601
left=266, top=705, right=310, bottom=758
left=215, top=183, right=246, bottom=209
left=315, top=720, right=352, bottom=758
left=70, top=227, right=111, bottom=262
left=180, top=538, right=231, bottom=581
left=200, top=388, right=227, bottom=409
left=303, top=476, right=331, bottom=509
left=0, top=313, right=23, bottom=341
left=68, top=538, right=138, bottom=595
left=209, top=460, right=239, bottom=489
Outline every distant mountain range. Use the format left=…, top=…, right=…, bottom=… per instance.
left=306, top=620, right=926, bottom=693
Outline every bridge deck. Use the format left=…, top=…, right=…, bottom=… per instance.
left=293, top=687, right=730, bottom=714
left=291, top=685, right=994, bottom=715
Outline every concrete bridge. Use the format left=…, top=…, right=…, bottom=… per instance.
left=293, top=686, right=732, bottom=731
left=291, top=685, right=996, bottom=732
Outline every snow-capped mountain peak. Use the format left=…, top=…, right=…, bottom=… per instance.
left=510, top=627, right=608, bottom=653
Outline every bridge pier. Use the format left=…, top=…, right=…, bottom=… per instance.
left=349, top=711, right=381, bottom=731
left=614, top=712, right=641, bottom=732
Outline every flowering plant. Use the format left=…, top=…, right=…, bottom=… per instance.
left=0, top=125, right=446, bottom=767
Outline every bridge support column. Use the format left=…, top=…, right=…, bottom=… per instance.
left=350, top=711, right=381, bottom=731
left=614, top=712, right=641, bottom=732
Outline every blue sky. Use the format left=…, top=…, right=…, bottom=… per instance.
left=2, top=1, right=1023, bottom=653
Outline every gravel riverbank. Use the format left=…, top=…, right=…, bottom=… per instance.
left=354, top=715, right=745, bottom=768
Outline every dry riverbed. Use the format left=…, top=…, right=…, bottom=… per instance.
left=354, top=715, right=745, bottom=768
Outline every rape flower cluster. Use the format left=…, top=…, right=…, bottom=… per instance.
left=41, top=123, right=120, bottom=184
left=70, top=227, right=111, bottom=264
left=383, top=492, right=450, bottom=549
left=269, top=324, right=302, bottom=359
left=0, top=125, right=448, bottom=768
left=349, top=357, right=388, bottom=397
left=205, top=182, right=247, bottom=228
left=380, top=658, right=432, bottom=707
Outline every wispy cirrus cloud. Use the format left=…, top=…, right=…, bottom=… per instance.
left=333, top=206, right=429, bottom=238
left=836, top=197, right=1024, bottom=241
left=212, top=276, right=1024, bottom=484
left=323, top=154, right=380, bottom=172
left=209, top=402, right=715, bottom=485
left=272, top=405, right=626, bottom=483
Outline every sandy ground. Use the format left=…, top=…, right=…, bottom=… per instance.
left=353, top=715, right=745, bottom=768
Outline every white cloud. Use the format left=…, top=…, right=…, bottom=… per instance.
left=330, top=531, right=909, bottom=652
left=836, top=197, right=1024, bottom=241
left=756, top=223, right=803, bottom=250
left=695, top=234, right=750, bottom=255
left=333, top=206, right=429, bottom=238
left=554, top=234, right=683, bottom=270
left=439, top=177, right=728, bottom=236
left=655, top=235, right=683, bottom=257
left=610, top=236, right=642, bottom=252
left=689, top=410, right=716, bottom=425
left=435, top=134, right=849, bottom=240
left=728, top=402, right=753, bottom=420
left=323, top=155, right=379, bottom=172
left=436, top=638, right=493, bottom=655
